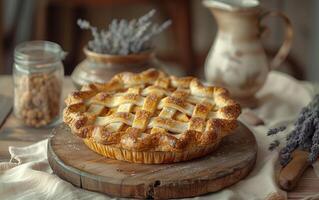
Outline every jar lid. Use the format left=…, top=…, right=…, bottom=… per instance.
left=14, top=41, right=66, bottom=71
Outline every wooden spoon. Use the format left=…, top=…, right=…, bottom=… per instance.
left=278, top=149, right=310, bottom=191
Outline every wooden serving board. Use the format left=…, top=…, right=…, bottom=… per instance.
left=48, top=122, right=257, bottom=199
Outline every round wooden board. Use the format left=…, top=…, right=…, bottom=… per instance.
left=48, top=122, right=257, bottom=199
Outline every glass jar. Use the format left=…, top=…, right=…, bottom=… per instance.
left=13, top=41, right=65, bottom=127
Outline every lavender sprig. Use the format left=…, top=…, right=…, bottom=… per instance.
left=269, top=140, right=280, bottom=151
left=267, top=94, right=319, bottom=166
left=309, top=129, right=319, bottom=162
left=77, top=9, right=171, bottom=55
left=267, top=126, right=286, bottom=136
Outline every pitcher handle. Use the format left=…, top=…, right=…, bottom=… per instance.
left=259, top=11, right=293, bottom=70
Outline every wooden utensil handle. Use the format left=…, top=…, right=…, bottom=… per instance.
left=279, top=150, right=310, bottom=191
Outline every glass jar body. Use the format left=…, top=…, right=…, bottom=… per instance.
left=13, top=41, right=64, bottom=127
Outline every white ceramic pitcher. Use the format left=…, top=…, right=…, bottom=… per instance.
left=203, top=0, right=293, bottom=107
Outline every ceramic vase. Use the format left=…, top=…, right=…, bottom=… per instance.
left=71, top=48, right=163, bottom=89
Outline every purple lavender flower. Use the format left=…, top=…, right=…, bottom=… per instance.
left=269, top=140, right=280, bottom=151
left=267, top=126, right=286, bottom=136
left=77, top=10, right=171, bottom=55
left=309, top=129, right=319, bottom=162
left=268, top=94, right=319, bottom=166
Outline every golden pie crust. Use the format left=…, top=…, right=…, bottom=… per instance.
left=63, top=69, right=241, bottom=164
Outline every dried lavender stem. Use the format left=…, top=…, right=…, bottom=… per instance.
left=268, top=94, right=319, bottom=166
left=77, top=10, right=171, bottom=55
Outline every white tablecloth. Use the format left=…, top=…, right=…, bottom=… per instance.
left=0, top=71, right=318, bottom=200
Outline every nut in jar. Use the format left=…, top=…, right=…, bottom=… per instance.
left=13, top=41, right=65, bottom=127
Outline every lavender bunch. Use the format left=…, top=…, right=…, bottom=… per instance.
left=267, top=94, right=319, bottom=166
left=77, top=10, right=171, bottom=55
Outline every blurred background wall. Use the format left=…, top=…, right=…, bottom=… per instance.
left=0, top=0, right=317, bottom=80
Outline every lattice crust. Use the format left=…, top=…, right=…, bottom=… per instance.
left=63, top=69, right=241, bottom=152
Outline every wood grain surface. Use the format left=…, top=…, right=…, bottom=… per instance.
left=48, top=122, right=257, bottom=199
left=0, top=75, right=319, bottom=199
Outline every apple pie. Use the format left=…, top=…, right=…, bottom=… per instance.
left=63, top=69, right=241, bottom=164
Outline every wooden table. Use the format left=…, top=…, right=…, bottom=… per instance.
left=0, top=75, right=318, bottom=199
